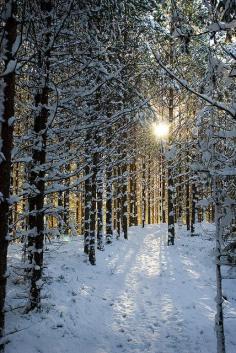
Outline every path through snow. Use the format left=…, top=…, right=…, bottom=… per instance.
left=6, top=224, right=236, bottom=353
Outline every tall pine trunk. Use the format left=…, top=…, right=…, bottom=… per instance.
left=121, top=163, right=128, bottom=239
left=129, top=162, right=138, bottom=226
left=214, top=181, right=226, bottom=353
left=89, top=165, right=96, bottom=265
left=167, top=104, right=175, bottom=244
left=167, top=12, right=175, bottom=245
left=116, top=167, right=121, bottom=238
left=0, top=0, right=17, bottom=345
left=141, top=159, right=146, bottom=228
left=27, top=0, right=52, bottom=310
left=84, top=164, right=91, bottom=254
left=147, top=157, right=151, bottom=224
left=191, top=182, right=197, bottom=236
left=97, top=172, right=104, bottom=250
left=106, top=165, right=113, bottom=243
left=186, top=178, right=190, bottom=231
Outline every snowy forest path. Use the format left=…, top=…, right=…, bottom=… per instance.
left=6, top=224, right=218, bottom=353
left=98, top=224, right=216, bottom=353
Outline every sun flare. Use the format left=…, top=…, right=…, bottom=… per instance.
left=152, top=121, right=169, bottom=139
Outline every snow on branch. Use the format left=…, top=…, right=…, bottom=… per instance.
left=150, top=47, right=236, bottom=120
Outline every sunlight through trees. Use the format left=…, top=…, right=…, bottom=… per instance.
left=0, top=1, right=235, bottom=352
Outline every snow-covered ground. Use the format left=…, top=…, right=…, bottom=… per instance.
left=5, top=224, right=236, bottom=353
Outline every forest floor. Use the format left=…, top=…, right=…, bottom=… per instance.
left=5, top=224, right=236, bottom=353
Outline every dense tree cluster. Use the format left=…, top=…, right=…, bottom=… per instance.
left=0, top=1, right=235, bottom=352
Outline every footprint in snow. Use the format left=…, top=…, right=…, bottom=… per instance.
left=153, top=322, right=160, bottom=327
left=116, top=344, right=123, bottom=348
left=147, top=325, right=155, bottom=333
left=119, top=328, right=125, bottom=333
left=146, top=300, right=152, bottom=306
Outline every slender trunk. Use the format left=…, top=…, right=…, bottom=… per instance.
left=0, top=0, right=17, bottom=344
left=89, top=163, right=96, bottom=265
left=167, top=166, right=175, bottom=245
left=142, top=159, right=146, bottom=228
left=121, top=163, right=128, bottom=239
left=113, top=168, right=117, bottom=231
left=84, top=165, right=91, bottom=254
left=155, top=173, right=159, bottom=223
left=80, top=184, right=84, bottom=235
left=63, top=165, right=70, bottom=235
left=160, top=150, right=166, bottom=223
left=191, top=182, right=197, bottom=236
left=167, top=108, right=175, bottom=244
left=197, top=185, right=203, bottom=223
left=129, top=162, right=138, bottom=226
left=12, top=162, right=19, bottom=238
left=129, top=163, right=135, bottom=226
left=214, top=193, right=226, bottom=353
left=76, top=193, right=80, bottom=232
left=97, top=176, right=104, bottom=250
left=186, top=178, right=190, bottom=231
left=116, top=168, right=121, bottom=238
left=147, top=158, right=151, bottom=224
left=159, top=159, right=162, bottom=223
left=50, top=193, right=54, bottom=229
left=167, top=6, right=175, bottom=245
left=176, top=166, right=182, bottom=225
left=106, top=166, right=113, bottom=243
left=58, top=191, right=63, bottom=236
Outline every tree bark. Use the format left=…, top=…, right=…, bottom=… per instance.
left=84, top=164, right=91, bottom=255
left=97, top=173, right=104, bottom=250
left=147, top=157, right=151, bottom=224
left=186, top=178, right=190, bottom=231
left=116, top=168, right=121, bottom=239
left=0, top=0, right=17, bottom=345
left=129, top=162, right=138, bottom=226
left=121, top=163, right=128, bottom=239
left=214, top=191, right=226, bottom=353
left=27, top=0, right=52, bottom=310
left=191, top=182, right=197, bottom=236
left=167, top=5, right=175, bottom=246
left=106, top=165, right=113, bottom=243
left=89, top=161, right=96, bottom=265
left=142, top=159, right=146, bottom=228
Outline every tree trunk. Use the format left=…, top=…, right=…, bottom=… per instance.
left=84, top=164, right=91, bottom=255
left=214, top=192, right=226, bottom=353
left=167, top=6, right=175, bottom=246
left=97, top=174, right=104, bottom=250
left=0, top=0, right=17, bottom=345
left=147, top=158, right=151, bottom=224
left=116, top=168, right=121, bottom=239
left=58, top=191, right=63, bottom=236
left=186, top=177, right=190, bottom=231
left=167, top=165, right=175, bottom=245
left=129, top=162, right=138, bottom=226
left=89, top=163, right=96, bottom=265
left=141, top=159, right=146, bottom=228
left=160, top=150, right=166, bottom=223
left=106, top=166, right=113, bottom=243
left=12, top=162, right=19, bottom=238
left=63, top=165, right=70, bottom=235
left=121, top=163, right=128, bottom=239
left=191, top=182, right=197, bottom=236
left=27, top=0, right=52, bottom=310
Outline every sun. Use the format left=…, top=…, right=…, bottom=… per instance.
left=152, top=121, right=169, bottom=139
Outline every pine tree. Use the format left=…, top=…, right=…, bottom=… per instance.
left=0, top=0, right=17, bottom=346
